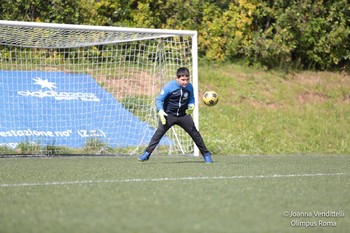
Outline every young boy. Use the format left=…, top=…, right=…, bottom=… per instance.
left=138, top=67, right=213, bottom=163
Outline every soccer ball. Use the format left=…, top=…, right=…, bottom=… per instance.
left=203, top=91, right=219, bottom=106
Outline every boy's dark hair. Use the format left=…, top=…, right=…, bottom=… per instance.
left=176, top=67, right=190, bottom=77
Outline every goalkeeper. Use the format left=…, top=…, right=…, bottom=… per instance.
left=138, top=67, right=213, bottom=163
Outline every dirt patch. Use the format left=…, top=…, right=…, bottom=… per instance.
left=250, top=100, right=281, bottom=110
left=39, top=65, right=163, bottom=99
left=343, top=94, right=350, bottom=103
left=296, top=74, right=323, bottom=85
left=97, top=71, right=162, bottom=99
left=238, top=96, right=282, bottom=110
left=298, top=92, right=328, bottom=104
left=287, top=71, right=350, bottom=104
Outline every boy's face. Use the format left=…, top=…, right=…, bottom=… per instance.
left=176, top=75, right=190, bottom=87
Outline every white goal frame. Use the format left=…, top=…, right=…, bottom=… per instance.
left=0, top=20, right=200, bottom=156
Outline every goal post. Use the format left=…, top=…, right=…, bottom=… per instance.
left=0, top=20, right=200, bottom=156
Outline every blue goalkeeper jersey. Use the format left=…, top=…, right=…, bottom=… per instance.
left=156, top=80, right=195, bottom=116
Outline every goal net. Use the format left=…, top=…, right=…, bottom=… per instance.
left=0, top=20, right=199, bottom=156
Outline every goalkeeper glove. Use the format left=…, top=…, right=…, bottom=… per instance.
left=186, top=104, right=195, bottom=115
left=158, top=109, right=168, bottom=125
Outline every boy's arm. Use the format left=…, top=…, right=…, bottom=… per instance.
left=188, top=83, right=195, bottom=105
left=185, top=84, right=195, bottom=115
left=156, top=83, right=171, bottom=125
left=156, top=84, right=170, bottom=111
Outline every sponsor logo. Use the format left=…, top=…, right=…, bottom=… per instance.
left=18, top=77, right=100, bottom=102
left=0, top=129, right=107, bottom=148
left=183, top=92, right=189, bottom=100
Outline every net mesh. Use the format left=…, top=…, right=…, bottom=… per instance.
left=0, top=21, right=195, bottom=156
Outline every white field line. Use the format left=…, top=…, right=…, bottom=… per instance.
left=0, top=172, right=349, bottom=188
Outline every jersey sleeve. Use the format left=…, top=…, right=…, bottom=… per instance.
left=187, top=83, right=195, bottom=105
left=156, top=82, right=172, bottom=111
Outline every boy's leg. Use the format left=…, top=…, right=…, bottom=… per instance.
left=145, top=118, right=173, bottom=153
left=177, top=115, right=211, bottom=155
left=139, top=115, right=175, bottom=161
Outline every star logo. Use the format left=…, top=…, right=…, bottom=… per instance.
left=33, top=77, right=57, bottom=90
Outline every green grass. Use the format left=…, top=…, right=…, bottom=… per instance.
left=1, top=155, right=349, bottom=233
left=198, top=63, right=350, bottom=154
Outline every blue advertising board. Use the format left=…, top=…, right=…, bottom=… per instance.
left=0, top=70, right=172, bottom=149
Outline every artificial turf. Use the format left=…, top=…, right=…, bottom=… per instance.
left=0, top=154, right=349, bottom=233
